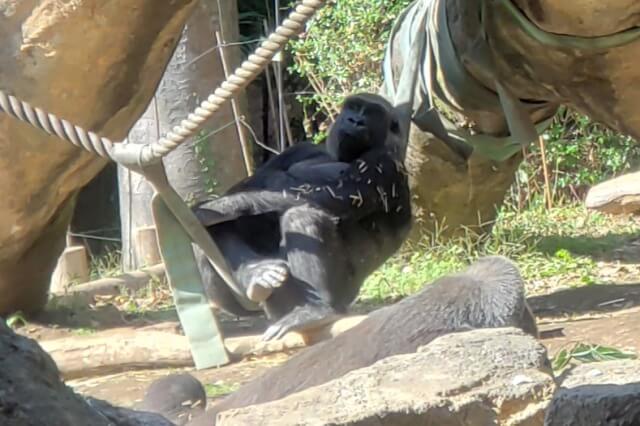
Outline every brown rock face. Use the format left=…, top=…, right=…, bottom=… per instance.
left=513, top=0, right=640, bottom=37
left=405, top=126, right=524, bottom=237
left=217, top=328, right=555, bottom=426
left=392, top=0, right=640, bottom=238
left=0, top=0, right=197, bottom=315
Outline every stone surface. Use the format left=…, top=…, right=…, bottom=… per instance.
left=393, top=0, right=640, bottom=238
left=585, top=171, right=640, bottom=215
left=513, top=0, right=640, bottom=37
left=405, top=126, right=523, bottom=238
left=0, top=320, right=173, bottom=426
left=545, top=360, right=640, bottom=426
left=0, top=0, right=197, bottom=316
left=217, top=328, right=556, bottom=426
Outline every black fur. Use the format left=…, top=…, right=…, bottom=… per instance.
left=192, top=93, right=412, bottom=340
left=187, top=255, right=538, bottom=425
left=136, top=373, right=206, bottom=425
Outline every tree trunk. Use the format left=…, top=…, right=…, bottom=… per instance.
left=0, top=0, right=198, bottom=316
left=119, top=0, right=250, bottom=271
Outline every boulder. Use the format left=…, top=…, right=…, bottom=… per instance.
left=217, top=328, right=556, bottom=426
left=0, top=0, right=197, bottom=316
left=405, top=127, right=523, bottom=238
left=392, top=0, right=640, bottom=237
left=0, top=320, right=173, bottom=426
left=585, top=171, right=640, bottom=215
left=545, top=360, right=640, bottom=426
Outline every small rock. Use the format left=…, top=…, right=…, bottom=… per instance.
left=512, top=374, right=535, bottom=385
left=0, top=321, right=173, bottom=426
left=545, top=360, right=640, bottom=426
left=585, top=171, right=640, bottom=215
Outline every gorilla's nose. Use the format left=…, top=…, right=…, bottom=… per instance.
left=348, top=116, right=365, bottom=127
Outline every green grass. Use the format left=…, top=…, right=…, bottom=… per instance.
left=73, top=327, right=97, bottom=336
left=360, top=199, right=640, bottom=304
left=5, top=311, right=28, bottom=329
left=89, top=249, right=123, bottom=281
left=204, top=382, right=240, bottom=398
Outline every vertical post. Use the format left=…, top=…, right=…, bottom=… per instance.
left=216, top=31, right=254, bottom=176
left=50, top=245, right=90, bottom=294
left=134, top=226, right=162, bottom=267
left=538, top=135, right=553, bottom=210
left=118, top=0, right=250, bottom=271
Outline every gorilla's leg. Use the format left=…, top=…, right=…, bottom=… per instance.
left=195, top=222, right=288, bottom=317
left=262, top=205, right=346, bottom=341
left=237, top=259, right=288, bottom=303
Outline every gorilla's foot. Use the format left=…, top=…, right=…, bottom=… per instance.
left=244, top=259, right=289, bottom=303
left=262, top=305, right=339, bottom=342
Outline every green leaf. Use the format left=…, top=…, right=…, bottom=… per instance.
left=6, top=311, right=27, bottom=329
left=552, top=343, right=636, bottom=371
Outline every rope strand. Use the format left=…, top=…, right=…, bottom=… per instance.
left=0, top=0, right=325, bottom=167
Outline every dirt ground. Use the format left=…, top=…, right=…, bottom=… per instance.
left=13, top=238, right=640, bottom=410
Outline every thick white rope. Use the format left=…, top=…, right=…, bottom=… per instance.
left=0, top=0, right=325, bottom=167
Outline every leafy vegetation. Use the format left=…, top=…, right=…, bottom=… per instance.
left=205, top=381, right=240, bottom=398
left=361, top=201, right=640, bottom=303
left=289, top=0, right=412, bottom=141
left=518, top=108, right=640, bottom=204
left=89, top=249, right=123, bottom=281
left=6, top=311, right=27, bottom=329
left=552, top=343, right=637, bottom=372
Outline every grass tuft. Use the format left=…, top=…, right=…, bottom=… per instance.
left=360, top=199, right=640, bottom=304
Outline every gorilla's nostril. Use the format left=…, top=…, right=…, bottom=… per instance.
left=348, top=116, right=365, bottom=127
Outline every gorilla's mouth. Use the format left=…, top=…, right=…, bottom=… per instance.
left=338, top=128, right=368, bottom=145
left=333, top=128, right=371, bottom=162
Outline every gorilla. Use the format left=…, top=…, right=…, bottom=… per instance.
left=145, top=256, right=537, bottom=425
left=136, top=373, right=207, bottom=425
left=192, top=93, right=412, bottom=340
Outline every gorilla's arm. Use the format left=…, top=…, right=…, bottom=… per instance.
left=225, top=142, right=342, bottom=194
left=194, top=149, right=406, bottom=226
left=258, top=141, right=329, bottom=171
left=286, top=162, right=350, bottom=183
left=194, top=190, right=295, bottom=226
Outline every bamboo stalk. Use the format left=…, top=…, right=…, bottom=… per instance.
left=538, top=135, right=553, bottom=209
left=216, top=31, right=254, bottom=176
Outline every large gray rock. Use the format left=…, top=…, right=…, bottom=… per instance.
left=0, top=320, right=173, bottom=426
left=545, top=360, right=640, bottom=426
left=0, top=0, right=197, bottom=316
left=217, top=328, right=555, bottom=426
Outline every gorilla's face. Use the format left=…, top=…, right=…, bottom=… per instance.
left=326, top=94, right=401, bottom=162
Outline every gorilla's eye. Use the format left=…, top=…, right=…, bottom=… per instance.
left=390, top=119, right=400, bottom=134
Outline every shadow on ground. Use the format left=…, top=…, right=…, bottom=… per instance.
left=534, top=233, right=640, bottom=263
left=529, top=282, right=640, bottom=317
left=29, top=303, right=269, bottom=340
left=31, top=281, right=640, bottom=337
